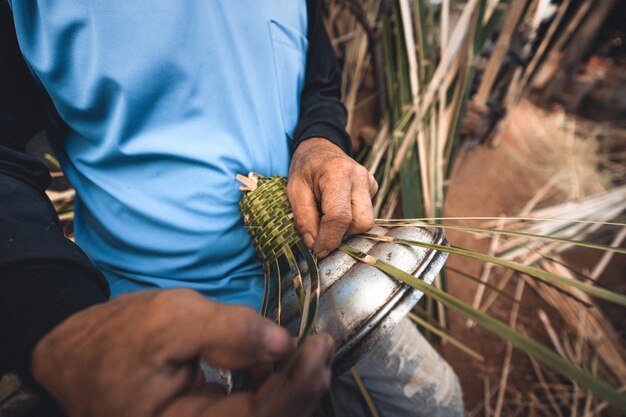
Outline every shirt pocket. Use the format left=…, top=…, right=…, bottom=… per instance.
left=268, top=20, right=308, bottom=140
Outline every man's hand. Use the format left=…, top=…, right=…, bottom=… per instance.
left=288, top=138, right=378, bottom=258
left=32, top=289, right=334, bottom=417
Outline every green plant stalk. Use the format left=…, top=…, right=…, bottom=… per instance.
left=443, top=11, right=478, bottom=182
left=339, top=244, right=626, bottom=412
left=413, top=0, right=429, bottom=83
left=373, top=130, right=396, bottom=216
left=394, top=0, right=412, bottom=108
left=359, top=233, right=626, bottom=307
left=381, top=16, right=398, bottom=122
left=400, top=143, right=425, bottom=218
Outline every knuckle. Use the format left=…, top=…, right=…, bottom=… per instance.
left=354, top=164, right=369, bottom=177
left=323, top=211, right=352, bottom=227
left=336, top=160, right=354, bottom=175
left=150, top=289, right=204, bottom=325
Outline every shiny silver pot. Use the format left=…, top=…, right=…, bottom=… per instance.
left=269, top=225, right=448, bottom=373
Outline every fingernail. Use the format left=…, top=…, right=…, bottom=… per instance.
left=326, top=350, right=334, bottom=367
left=303, top=233, right=314, bottom=249
left=316, top=250, right=329, bottom=259
left=323, top=335, right=335, bottom=366
left=325, top=345, right=334, bottom=366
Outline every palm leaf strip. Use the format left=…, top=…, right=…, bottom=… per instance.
left=373, top=222, right=626, bottom=254
left=339, top=243, right=626, bottom=412
left=358, top=233, right=626, bottom=307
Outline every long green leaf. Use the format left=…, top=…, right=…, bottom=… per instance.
left=376, top=217, right=626, bottom=227
left=372, top=222, right=626, bottom=254
left=339, top=244, right=626, bottom=412
left=359, top=233, right=626, bottom=307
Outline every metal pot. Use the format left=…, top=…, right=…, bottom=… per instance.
left=269, top=225, right=448, bottom=373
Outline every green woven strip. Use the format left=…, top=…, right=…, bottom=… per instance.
left=240, top=176, right=301, bottom=263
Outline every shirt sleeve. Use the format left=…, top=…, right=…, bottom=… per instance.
left=293, top=0, right=353, bottom=156
left=0, top=2, right=110, bottom=389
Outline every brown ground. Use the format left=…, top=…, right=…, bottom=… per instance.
left=439, top=102, right=625, bottom=416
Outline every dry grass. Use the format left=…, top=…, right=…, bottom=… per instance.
left=504, top=103, right=612, bottom=203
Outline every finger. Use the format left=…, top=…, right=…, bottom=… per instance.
left=252, top=333, right=335, bottom=417
left=149, top=290, right=297, bottom=370
left=287, top=178, right=319, bottom=249
left=313, top=174, right=353, bottom=258
left=165, top=333, right=334, bottom=417
left=197, top=305, right=297, bottom=369
left=346, top=170, right=375, bottom=236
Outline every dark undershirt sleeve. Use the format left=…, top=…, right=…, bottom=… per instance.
left=293, top=0, right=352, bottom=156
left=0, top=147, right=110, bottom=383
left=0, top=2, right=110, bottom=392
left=0, top=1, right=49, bottom=153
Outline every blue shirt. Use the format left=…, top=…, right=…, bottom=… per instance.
left=10, top=1, right=310, bottom=308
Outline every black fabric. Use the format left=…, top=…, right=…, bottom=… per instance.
left=0, top=170, right=110, bottom=374
left=0, top=1, right=49, bottom=153
left=0, top=171, right=109, bottom=284
left=0, top=144, right=52, bottom=196
left=294, top=0, right=353, bottom=156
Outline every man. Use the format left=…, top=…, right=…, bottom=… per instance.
left=1, top=1, right=463, bottom=416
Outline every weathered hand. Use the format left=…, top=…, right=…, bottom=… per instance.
left=32, top=289, right=334, bottom=417
left=288, top=138, right=378, bottom=258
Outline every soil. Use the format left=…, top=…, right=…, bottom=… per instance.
left=439, top=102, right=625, bottom=416
left=442, top=103, right=554, bottom=414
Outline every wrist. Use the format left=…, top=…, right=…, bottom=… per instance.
left=295, top=137, right=344, bottom=153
